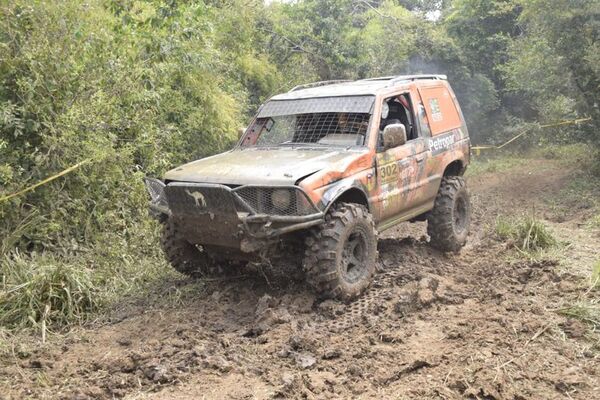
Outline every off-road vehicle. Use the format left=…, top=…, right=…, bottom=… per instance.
left=144, top=75, right=471, bottom=301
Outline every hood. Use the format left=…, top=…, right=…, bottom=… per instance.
left=164, top=147, right=366, bottom=186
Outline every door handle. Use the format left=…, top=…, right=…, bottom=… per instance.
left=416, top=155, right=425, bottom=163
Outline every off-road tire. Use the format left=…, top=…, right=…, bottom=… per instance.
left=427, top=176, right=471, bottom=252
left=303, top=203, right=378, bottom=302
left=161, top=218, right=219, bottom=277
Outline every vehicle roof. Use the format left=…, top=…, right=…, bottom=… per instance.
left=270, top=74, right=447, bottom=100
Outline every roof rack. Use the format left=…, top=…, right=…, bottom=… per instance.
left=360, top=74, right=447, bottom=84
left=359, top=76, right=396, bottom=81
left=389, top=74, right=447, bottom=84
left=287, top=74, right=447, bottom=93
left=289, top=80, right=353, bottom=92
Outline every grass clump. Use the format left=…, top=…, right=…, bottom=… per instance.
left=558, top=303, right=600, bottom=330
left=0, top=252, right=100, bottom=331
left=592, top=260, right=600, bottom=289
left=0, top=227, right=171, bottom=337
left=495, top=215, right=557, bottom=252
left=588, top=214, right=600, bottom=229
left=555, top=259, right=600, bottom=337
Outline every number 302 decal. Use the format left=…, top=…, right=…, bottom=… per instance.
left=379, top=163, right=399, bottom=181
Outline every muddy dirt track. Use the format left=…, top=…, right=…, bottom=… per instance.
left=2, top=158, right=599, bottom=399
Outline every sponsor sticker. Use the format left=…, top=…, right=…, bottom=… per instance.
left=429, top=98, right=442, bottom=122
left=429, top=131, right=456, bottom=155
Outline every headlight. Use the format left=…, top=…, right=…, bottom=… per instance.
left=143, top=177, right=167, bottom=205
left=271, top=189, right=292, bottom=210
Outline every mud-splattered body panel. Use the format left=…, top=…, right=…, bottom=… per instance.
left=296, top=79, right=469, bottom=231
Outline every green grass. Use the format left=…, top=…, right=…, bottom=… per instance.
left=469, top=143, right=600, bottom=179
left=0, top=224, right=171, bottom=337
left=0, top=252, right=100, bottom=330
left=495, top=215, right=557, bottom=253
left=543, top=172, right=600, bottom=225
left=533, top=143, right=593, bottom=163
left=535, top=144, right=599, bottom=227
left=534, top=143, right=600, bottom=176
left=466, top=155, right=522, bottom=177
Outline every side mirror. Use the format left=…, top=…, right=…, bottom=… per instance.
left=382, top=123, right=407, bottom=150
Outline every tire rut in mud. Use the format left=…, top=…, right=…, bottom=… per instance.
left=318, top=237, right=464, bottom=333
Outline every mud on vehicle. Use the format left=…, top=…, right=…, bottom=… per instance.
left=145, top=74, right=471, bottom=301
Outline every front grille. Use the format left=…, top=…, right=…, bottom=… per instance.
left=165, top=184, right=238, bottom=216
left=234, top=187, right=314, bottom=216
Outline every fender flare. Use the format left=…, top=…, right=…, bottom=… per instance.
left=321, top=180, right=372, bottom=214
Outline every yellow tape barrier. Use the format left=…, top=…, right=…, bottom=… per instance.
left=0, top=117, right=593, bottom=202
left=472, top=117, right=592, bottom=155
left=0, top=159, right=92, bottom=203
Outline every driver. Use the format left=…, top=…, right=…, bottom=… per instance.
left=336, top=112, right=368, bottom=135
left=380, top=101, right=400, bottom=130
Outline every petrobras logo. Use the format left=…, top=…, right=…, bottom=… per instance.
left=429, top=133, right=456, bottom=155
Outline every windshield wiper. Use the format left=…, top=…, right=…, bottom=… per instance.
left=278, top=142, right=322, bottom=147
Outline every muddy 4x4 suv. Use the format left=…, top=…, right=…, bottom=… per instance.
left=145, top=74, right=471, bottom=301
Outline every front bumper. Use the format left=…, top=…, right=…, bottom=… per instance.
left=144, top=178, right=324, bottom=251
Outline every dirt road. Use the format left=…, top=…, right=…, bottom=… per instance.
left=2, top=158, right=599, bottom=399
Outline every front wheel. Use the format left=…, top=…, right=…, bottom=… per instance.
left=161, top=218, right=222, bottom=277
left=427, top=176, right=471, bottom=252
left=303, top=203, right=378, bottom=302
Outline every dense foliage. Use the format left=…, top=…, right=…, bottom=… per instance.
left=0, top=0, right=597, bottom=329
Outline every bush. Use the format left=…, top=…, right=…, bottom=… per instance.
left=0, top=0, right=282, bottom=256
left=0, top=1, right=290, bottom=333
left=495, top=215, right=557, bottom=252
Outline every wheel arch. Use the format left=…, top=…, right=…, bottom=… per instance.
left=324, top=186, right=371, bottom=214
left=443, top=159, right=466, bottom=177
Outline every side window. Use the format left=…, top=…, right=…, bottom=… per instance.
left=378, top=93, right=418, bottom=148
left=419, top=86, right=461, bottom=135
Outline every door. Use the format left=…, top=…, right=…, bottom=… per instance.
left=374, top=91, right=431, bottom=227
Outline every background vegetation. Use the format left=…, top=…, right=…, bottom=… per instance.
left=0, top=0, right=598, bottom=331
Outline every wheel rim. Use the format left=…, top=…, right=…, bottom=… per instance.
left=341, top=228, right=369, bottom=283
left=454, top=194, right=468, bottom=233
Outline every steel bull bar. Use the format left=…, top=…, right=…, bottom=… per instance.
left=144, top=179, right=324, bottom=251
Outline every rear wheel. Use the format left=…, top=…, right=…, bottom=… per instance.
left=427, top=176, right=471, bottom=252
left=303, top=203, right=378, bottom=302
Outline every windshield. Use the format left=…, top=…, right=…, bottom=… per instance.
left=242, top=112, right=371, bottom=147
left=240, top=95, right=374, bottom=148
